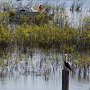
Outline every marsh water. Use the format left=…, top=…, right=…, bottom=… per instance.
left=0, top=0, right=90, bottom=89
left=0, top=48, right=90, bottom=90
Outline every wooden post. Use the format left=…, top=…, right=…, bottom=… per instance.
left=62, top=69, right=69, bottom=90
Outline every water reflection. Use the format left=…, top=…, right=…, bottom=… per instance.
left=0, top=48, right=89, bottom=90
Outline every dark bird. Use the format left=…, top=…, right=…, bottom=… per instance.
left=64, top=54, right=72, bottom=71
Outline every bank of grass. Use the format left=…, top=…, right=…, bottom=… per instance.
left=0, top=23, right=90, bottom=53
left=0, top=24, right=12, bottom=48
left=14, top=24, right=77, bottom=51
left=0, top=23, right=90, bottom=68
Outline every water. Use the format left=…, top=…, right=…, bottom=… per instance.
left=1, top=0, right=90, bottom=10
left=0, top=0, right=90, bottom=89
left=0, top=48, right=90, bottom=90
left=0, top=0, right=90, bottom=27
left=8, top=0, right=90, bottom=26
left=11, top=0, right=90, bottom=9
left=0, top=76, right=90, bottom=90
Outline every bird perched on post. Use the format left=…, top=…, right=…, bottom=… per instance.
left=64, top=54, right=72, bottom=71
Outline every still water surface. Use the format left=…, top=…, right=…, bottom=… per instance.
left=0, top=48, right=90, bottom=90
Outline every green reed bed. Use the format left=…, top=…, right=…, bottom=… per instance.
left=0, top=23, right=90, bottom=52
left=0, top=11, right=90, bottom=53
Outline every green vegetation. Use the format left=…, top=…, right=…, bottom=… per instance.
left=0, top=13, right=90, bottom=73
left=0, top=11, right=90, bottom=53
left=0, top=24, right=12, bottom=48
left=9, top=11, right=52, bottom=25
left=0, top=22, right=89, bottom=53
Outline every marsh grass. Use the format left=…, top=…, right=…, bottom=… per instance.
left=0, top=22, right=90, bottom=53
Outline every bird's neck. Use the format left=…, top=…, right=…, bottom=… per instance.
left=65, top=57, right=68, bottom=62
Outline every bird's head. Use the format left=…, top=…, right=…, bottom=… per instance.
left=64, top=54, right=68, bottom=61
left=65, top=54, right=67, bottom=57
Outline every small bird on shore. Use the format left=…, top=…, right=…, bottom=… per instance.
left=64, top=54, right=72, bottom=71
